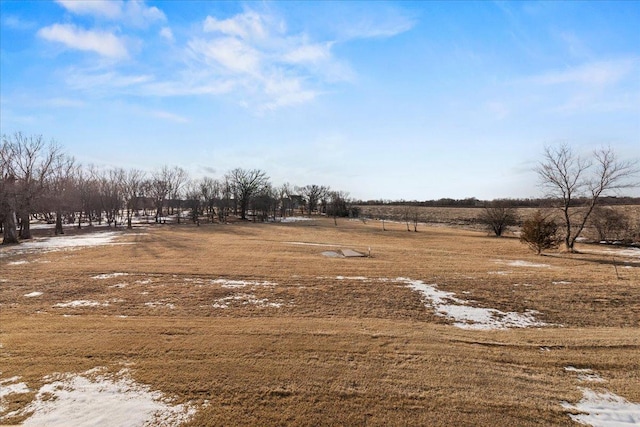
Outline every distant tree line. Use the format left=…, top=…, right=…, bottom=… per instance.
left=0, top=133, right=357, bottom=245
left=355, top=196, right=640, bottom=208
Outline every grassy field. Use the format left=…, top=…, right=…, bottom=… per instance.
left=1, top=217, right=639, bottom=426
left=357, top=204, right=640, bottom=238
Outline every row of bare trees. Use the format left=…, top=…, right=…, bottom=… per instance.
left=479, top=144, right=638, bottom=253
left=1, top=133, right=357, bottom=245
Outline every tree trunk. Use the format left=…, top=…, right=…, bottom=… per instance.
left=55, top=210, right=64, bottom=235
left=18, top=212, right=32, bottom=240
left=2, top=211, right=19, bottom=244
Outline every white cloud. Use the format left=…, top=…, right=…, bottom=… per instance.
left=182, top=9, right=347, bottom=110
left=2, top=14, right=37, bottom=30
left=282, top=43, right=332, bottom=64
left=262, top=74, right=318, bottom=110
left=65, top=70, right=153, bottom=91
left=160, top=27, right=174, bottom=42
left=39, top=6, right=407, bottom=111
left=55, top=0, right=165, bottom=27
left=520, top=57, right=640, bottom=115
left=44, top=97, right=87, bottom=108
left=338, top=6, right=416, bottom=40
left=148, top=110, right=189, bottom=123
left=38, top=24, right=129, bottom=59
left=189, top=37, right=261, bottom=75
left=529, top=59, right=637, bottom=86
left=203, top=11, right=267, bottom=40
left=124, top=0, right=166, bottom=27
left=56, top=0, right=121, bottom=19
left=139, top=79, right=236, bottom=97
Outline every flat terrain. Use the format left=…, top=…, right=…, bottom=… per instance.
left=1, top=217, right=639, bottom=426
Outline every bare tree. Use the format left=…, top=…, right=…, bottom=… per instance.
left=327, top=191, right=350, bottom=225
left=277, top=182, right=294, bottom=219
left=47, top=154, right=78, bottom=235
left=199, top=177, right=220, bottom=223
left=1, top=133, right=61, bottom=240
left=76, top=166, right=99, bottom=228
left=227, top=168, right=269, bottom=220
left=1, top=140, right=19, bottom=244
left=297, top=184, right=329, bottom=217
left=478, top=201, right=518, bottom=237
left=96, top=168, right=124, bottom=227
left=168, top=167, right=188, bottom=224
left=402, top=205, right=412, bottom=231
left=184, top=180, right=203, bottom=225
left=536, top=144, right=639, bottom=252
left=120, top=168, right=146, bottom=229
left=150, top=166, right=175, bottom=223
left=589, top=206, right=629, bottom=243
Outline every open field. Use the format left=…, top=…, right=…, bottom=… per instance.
left=357, top=204, right=640, bottom=239
left=1, top=217, right=639, bottom=426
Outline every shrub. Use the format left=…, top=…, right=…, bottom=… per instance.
left=520, top=210, right=560, bottom=255
left=478, top=202, right=518, bottom=236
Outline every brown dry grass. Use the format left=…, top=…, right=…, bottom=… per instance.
left=358, top=204, right=640, bottom=239
left=1, top=217, right=639, bottom=426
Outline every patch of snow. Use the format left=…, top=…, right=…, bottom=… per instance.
left=401, top=277, right=548, bottom=330
left=488, top=271, right=511, bottom=275
left=24, top=292, right=43, bottom=298
left=135, top=279, right=152, bottom=285
left=0, top=231, right=129, bottom=258
left=497, top=260, right=551, bottom=268
left=553, top=281, right=572, bottom=285
left=212, top=293, right=282, bottom=308
left=336, top=276, right=368, bottom=280
left=109, top=283, right=128, bottom=289
left=210, top=279, right=276, bottom=288
left=0, top=376, right=30, bottom=411
left=0, top=376, right=31, bottom=398
left=562, top=388, right=640, bottom=426
left=565, top=367, right=606, bottom=383
left=92, top=273, right=129, bottom=279
left=4, top=368, right=196, bottom=427
left=279, top=216, right=314, bottom=223
left=583, top=247, right=640, bottom=259
left=54, top=300, right=107, bottom=308
left=144, top=302, right=175, bottom=309
left=7, top=260, right=28, bottom=265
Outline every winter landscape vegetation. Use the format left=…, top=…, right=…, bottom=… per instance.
left=2, top=1, right=640, bottom=426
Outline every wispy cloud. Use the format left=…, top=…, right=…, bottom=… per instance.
left=203, top=11, right=268, bottom=40
left=55, top=0, right=165, bottom=27
left=55, top=0, right=122, bottom=19
left=2, top=14, right=37, bottom=31
left=65, top=70, right=153, bottom=92
left=180, top=9, right=354, bottom=110
left=44, top=97, right=87, bottom=108
left=148, top=110, right=189, bottom=123
left=35, top=5, right=411, bottom=112
left=160, top=27, right=174, bottom=42
left=38, top=24, right=129, bottom=59
left=521, top=57, right=640, bottom=114
left=527, top=59, right=637, bottom=86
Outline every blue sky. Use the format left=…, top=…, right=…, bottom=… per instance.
left=1, top=1, right=639, bottom=200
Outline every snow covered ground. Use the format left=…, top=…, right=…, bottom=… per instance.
left=562, top=366, right=640, bottom=426
left=398, top=277, right=549, bottom=330
left=0, top=231, right=133, bottom=258
left=0, top=368, right=196, bottom=426
left=322, top=276, right=550, bottom=330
